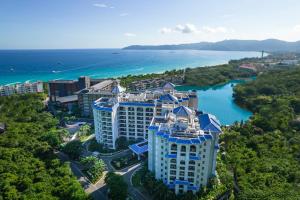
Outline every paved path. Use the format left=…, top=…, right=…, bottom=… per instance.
left=56, top=151, right=107, bottom=200
left=123, top=164, right=150, bottom=200
left=57, top=147, right=150, bottom=200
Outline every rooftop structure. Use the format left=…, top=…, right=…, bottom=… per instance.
left=77, top=79, right=120, bottom=117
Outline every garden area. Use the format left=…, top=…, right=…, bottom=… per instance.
left=80, top=156, right=106, bottom=183
left=111, top=154, right=141, bottom=170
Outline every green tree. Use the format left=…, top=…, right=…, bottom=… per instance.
left=62, top=140, right=83, bottom=160
left=105, top=172, right=128, bottom=200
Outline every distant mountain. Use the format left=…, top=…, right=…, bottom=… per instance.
left=123, top=39, right=300, bottom=52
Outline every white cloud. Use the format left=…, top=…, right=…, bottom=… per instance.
left=159, top=27, right=173, bottom=34
left=93, top=3, right=114, bottom=9
left=174, top=23, right=199, bottom=34
left=124, top=33, right=136, bottom=37
left=120, top=13, right=129, bottom=17
left=159, top=24, right=231, bottom=35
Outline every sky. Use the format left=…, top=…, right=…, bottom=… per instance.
left=1, top=0, right=300, bottom=49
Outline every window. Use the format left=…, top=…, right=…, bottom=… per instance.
left=170, top=159, right=176, bottom=163
left=181, top=146, right=186, bottom=152
left=189, top=160, right=195, bottom=165
left=170, top=170, right=176, bottom=175
left=188, top=172, right=194, bottom=176
left=170, top=164, right=176, bottom=169
left=190, top=145, right=196, bottom=152
left=180, top=160, right=185, bottom=165
left=171, top=144, right=177, bottom=151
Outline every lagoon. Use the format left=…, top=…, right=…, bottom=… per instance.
left=176, top=81, right=252, bottom=125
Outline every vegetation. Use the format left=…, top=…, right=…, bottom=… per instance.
left=219, top=67, right=300, bottom=199
left=111, top=154, right=140, bottom=170
left=88, top=138, right=118, bottom=153
left=120, top=69, right=183, bottom=88
left=184, top=62, right=257, bottom=87
left=62, top=140, right=84, bottom=160
left=104, top=172, right=128, bottom=200
left=80, top=156, right=106, bottom=183
left=88, top=136, right=138, bottom=153
left=0, top=94, right=88, bottom=199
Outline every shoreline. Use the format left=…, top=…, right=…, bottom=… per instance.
left=0, top=50, right=261, bottom=85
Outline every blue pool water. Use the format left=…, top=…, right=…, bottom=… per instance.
left=176, top=81, right=252, bottom=125
left=0, top=49, right=260, bottom=85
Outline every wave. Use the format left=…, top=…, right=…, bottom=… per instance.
left=52, top=70, right=62, bottom=73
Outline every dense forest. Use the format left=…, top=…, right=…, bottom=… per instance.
left=220, top=67, right=300, bottom=199
left=120, top=60, right=257, bottom=88
left=0, top=94, right=88, bottom=200
left=183, top=62, right=256, bottom=86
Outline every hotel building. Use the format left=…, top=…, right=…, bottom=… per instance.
left=77, top=79, right=118, bottom=117
left=0, top=81, right=44, bottom=96
left=92, top=82, right=221, bottom=194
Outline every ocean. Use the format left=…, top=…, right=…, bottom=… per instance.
left=0, top=49, right=260, bottom=85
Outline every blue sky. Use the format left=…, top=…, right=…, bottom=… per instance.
left=1, top=0, right=300, bottom=49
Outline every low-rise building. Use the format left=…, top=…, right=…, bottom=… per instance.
left=0, top=81, right=44, bottom=96
left=77, top=79, right=120, bottom=117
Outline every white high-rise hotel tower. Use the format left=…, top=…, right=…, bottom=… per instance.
left=93, top=82, right=222, bottom=194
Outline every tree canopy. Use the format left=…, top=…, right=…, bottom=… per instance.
left=0, top=94, right=88, bottom=200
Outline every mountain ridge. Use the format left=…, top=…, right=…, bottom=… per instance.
left=123, top=39, right=300, bottom=52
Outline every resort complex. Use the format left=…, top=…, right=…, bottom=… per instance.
left=0, top=81, right=44, bottom=96
left=92, top=82, right=222, bottom=194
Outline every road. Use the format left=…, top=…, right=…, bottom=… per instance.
left=56, top=151, right=107, bottom=200
left=57, top=146, right=150, bottom=200
left=122, top=164, right=150, bottom=200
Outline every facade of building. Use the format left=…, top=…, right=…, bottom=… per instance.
left=48, top=76, right=104, bottom=102
left=92, top=82, right=198, bottom=149
left=148, top=109, right=221, bottom=194
left=0, top=81, right=44, bottom=96
left=77, top=79, right=119, bottom=117
left=92, top=82, right=222, bottom=194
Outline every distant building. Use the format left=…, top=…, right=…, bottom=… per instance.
left=239, top=64, right=257, bottom=71
left=77, top=79, right=120, bottom=117
left=280, top=59, right=298, bottom=65
left=128, top=75, right=184, bottom=91
left=0, top=81, right=44, bottom=96
left=48, top=76, right=103, bottom=102
left=0, top=123, right=6, bottom=134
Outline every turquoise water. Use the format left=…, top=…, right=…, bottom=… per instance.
left=176, top=81, right=252, bottom=125
left=0, top=49, right=260, bottom=85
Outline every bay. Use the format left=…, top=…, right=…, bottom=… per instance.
left=0, top=49, right=260, bottom=85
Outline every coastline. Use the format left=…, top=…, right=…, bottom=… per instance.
left=0, top=49, right=261, bottom=85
